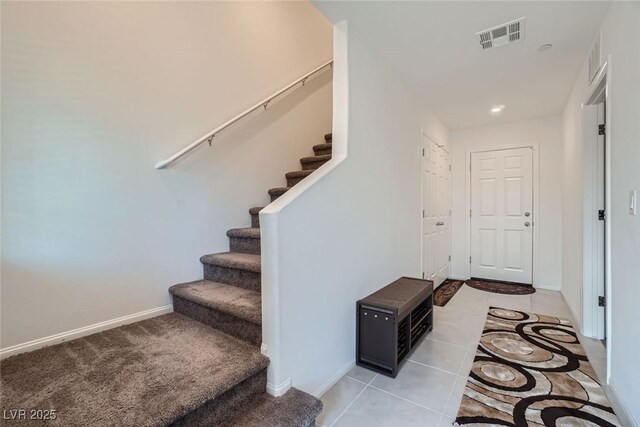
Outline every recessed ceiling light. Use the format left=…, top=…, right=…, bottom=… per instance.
left=490, top=105, right=506, bottom=114
left=538, top=43, right=553, bottom=52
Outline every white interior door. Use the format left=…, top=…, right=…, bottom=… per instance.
left=422, top=136, right=450, bottom=288
left=470, top=148, right=533, bottom=284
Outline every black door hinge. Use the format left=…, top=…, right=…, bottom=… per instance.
left=598, top=209, right=605, bottom=221
left=598, top=124, right=605, bottom=135
left=598, top=296, right=605, bottom=307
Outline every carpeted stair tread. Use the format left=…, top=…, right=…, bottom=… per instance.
left=169, top=280, right=261, bottom=324
left=268, top=187, right=291, bottom=196
left=201, top=252, right=261, bottom=273
left=227, top=227, right=261, bottom=239
left=224, top=388, right=323, bottom=427
left=300, top=154, right=331, bottom=164
left=313, top=142, right=332, bottom=153
left=286, top=170, right=314, bottom=179
left=324, top=133, right=332, bottom=141
left=0, top=313, right=268, bottom=427
left=286, top=170, right=315, bottom=187
left=249, top=206, right=264, bottom=215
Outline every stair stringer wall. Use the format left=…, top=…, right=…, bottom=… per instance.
left=260, top=21, right=450, bottom=397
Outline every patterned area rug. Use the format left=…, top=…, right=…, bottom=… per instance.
left=434, top=279, right=464, bottom=306
left=466, top=278, right=536, bottom=295
left=455, top=307, right=620, bottom=426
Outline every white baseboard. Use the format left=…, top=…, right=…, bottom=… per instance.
left=534, top=283, right=561, bottom=291
left=608, top=379, right=639, bottom=427
left=267, top=377, right=292, bottom=397
left=447, top=275, right=469, bottom=281
left=312, top=359, right=355, bottom=398
left=260, top=343, right=268, bottom=356
left=0, top=305, right=174, bottom=359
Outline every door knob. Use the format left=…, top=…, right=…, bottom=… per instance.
left=525, top=212, right=531, bottom=217
left=525, top=222, right=531, bottom=227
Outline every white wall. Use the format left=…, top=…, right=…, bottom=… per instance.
left=1, top=1, right=332, bottom=350
left=449, top=116, right=563, bottom=290
left=260, top=22, right=450, bottom=396
left=562, top=2, right=640, bottom=425
left=561, top=61, right=588, bottom=328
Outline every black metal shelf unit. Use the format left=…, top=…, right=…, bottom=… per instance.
left=356, top=276, right=433, bottom=378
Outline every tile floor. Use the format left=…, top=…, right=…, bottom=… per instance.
left=317, top=285, right=609, bottom=427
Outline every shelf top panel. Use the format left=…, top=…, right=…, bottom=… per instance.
left=358, top=276, right=433, bottom=319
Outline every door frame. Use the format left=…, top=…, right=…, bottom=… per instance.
left=464, top=142, right=541, bottom=287
left=420, top=130, right=451, bottom=288
left=582, top=58, right=611, bottom=382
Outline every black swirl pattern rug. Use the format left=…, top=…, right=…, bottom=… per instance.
left=455, top=307, right=620, bottom=427
left=434, top=279, right=465, bottom=306
left=466, top=279, right=536, bottom=295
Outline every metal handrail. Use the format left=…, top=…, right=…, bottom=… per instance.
left=155, top=59, right=333, bottom=169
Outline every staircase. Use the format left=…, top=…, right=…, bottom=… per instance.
left=167, top=132, right=333, bottom=425
left=0, top=134, right=331, bottom=427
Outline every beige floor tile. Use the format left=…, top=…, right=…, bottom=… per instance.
left=371, top=360, right=456, bottom=413
left=459, top=346, right=477, bottom=377
left=531, top=292, right=572, bottom=317
left=409, top=338, right=467, bottom=374
left=438, top=415, right=455, bottom=427
left=578, top=335, right=607, bottom=358
left=333, top=387, right=441, bottom=427
left=445, top=297, right=491, bottom=315
left=435, top=309, right=486, bottom=331
left=317, top=376, right=367, bottom=427
left=427, top=320, right=479, bottom=348
left=443, top=375, right=469, bottom=418
left=531, top=302, right=573, bottom=319
left=488, top=294, right=532, bottom=312
left=345, top=365, right=377, bottom=384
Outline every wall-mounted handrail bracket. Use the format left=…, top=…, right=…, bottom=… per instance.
left=154, top=59, right=333, bottom=169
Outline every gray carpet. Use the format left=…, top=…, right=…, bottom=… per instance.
left=170, top=280, right=261, bottom=325
left=0, top=133, right=331, bottom=426
left=225, top=388, right=323, bottom=427
left=0, top=313, right=267, bottom=426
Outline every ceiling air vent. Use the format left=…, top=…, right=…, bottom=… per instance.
left=476, top=17, right=525, bottom=50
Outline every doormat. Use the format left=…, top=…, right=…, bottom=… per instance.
left=454, top=307, right=620, bottom=426
left=465, top=278, right=536, bottom=295
left=434, top=279, right=464, bottom=306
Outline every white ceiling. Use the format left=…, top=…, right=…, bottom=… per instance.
left=313, top=1, right=610, bottom=130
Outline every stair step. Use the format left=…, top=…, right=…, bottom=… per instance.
left=268, top=187, right=291, bottom=202
left=170, top=280, right=261, bottom=345
left=227, top=227, right=261, bottom=254
left=170, top=280, right=261, bottom=324
left=201, top=252, right=261, bottom=291
left=300, top=154, right=331, bottom=171
left=324, top=132, right=332, bottom=142
left=201, top=252, right=261, bottom=272
left=0, top=313, right=268, bottom=426
left=313, top=142, right=332, bottom=156
left=249, top=206, right=264, bottom=228
left=224, top=388, right=323, bottom=427
left=286, top=169, right=314, bottom=187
